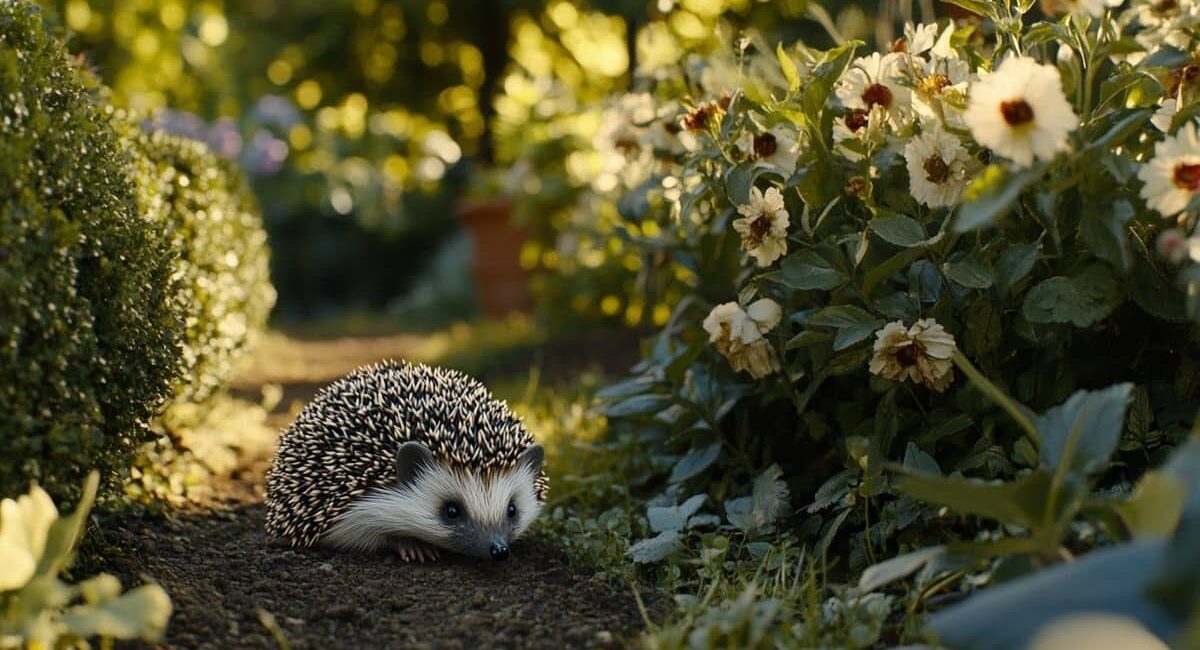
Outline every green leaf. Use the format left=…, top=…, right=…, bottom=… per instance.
left=803, top=304, right=884, bottom=351
left=954, top=166, right=1039, bottom=232
left=36, top=471, right=99, bottom=579
left=627, top=530, right=683, bottom=563
left=1022, top=264, right=1123, bottom=327
left=1129, top=257, right=1188, bottom=322
left=870, top=215, right=928, bottom=247
left=600, top=394, right=673, bottom=418
left=994, top=243, right=1040, bottom=292
left=779, top=250, right=848, bottom=291
left=1079, top=200, right=1133, bottom=271
left=903, top=442, right=941, bottom=475
left=670, top=443, right=722, bottom=484
left=725, top=465, right=790, bottom=536
left=59, top=584, right=172, bottom=641
left=944, top=254, right=994, bottom=289
left=777, top=42, right=801, bottom=92
left=859, top=545, right=946, bottom=592
left=1115, top=472, right=1187, bottom=539
left=648, top=494, right=708, bottom=533
left=898, top=470, right=1054, bottom=529
left=1036, top=383, right=1132, bottom=477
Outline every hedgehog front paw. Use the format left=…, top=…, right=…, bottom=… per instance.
left=394, top=539, right=439, bottom=563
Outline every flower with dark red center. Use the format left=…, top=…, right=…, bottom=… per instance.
left=923, top=156, right=951, bottom=183
left=1175, top=163, right=1200, bottom=192
left=845, top=110, right=870, bottom=133
left=752, top=133, right=778, bottom=159
left=1000, top=99, right=1035, bottom=127
left=1138, top=122, right=1200, bottom=217
left=863, top=83, right=894, bottom=109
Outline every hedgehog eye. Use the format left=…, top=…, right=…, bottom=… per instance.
left=507, top=501, right=518, bottom=519
left=443, top=501, right=463, bottom=521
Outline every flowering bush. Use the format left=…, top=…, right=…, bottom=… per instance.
left=597, top=0, right=1200, bottom=580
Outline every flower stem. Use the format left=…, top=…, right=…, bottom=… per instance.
left=952, top=350, right=1041, bottom=446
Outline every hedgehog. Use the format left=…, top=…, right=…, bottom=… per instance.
left=264, top=360, right=547, bottom=562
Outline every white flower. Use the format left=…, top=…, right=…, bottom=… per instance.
left=595, top=93, right=657, bottom=154
left=739, top=126, right=803, bottom=173
left=1151, top=98, right=1179, bottom=132
left=733, top=186, right=790, bottom=267
left=1029, top=613, right=1168, bottom=650
left=703, top=299, right=782, bottom=379
left=1042, top=0, right=1124, bottom=17
left=901, top=22, right=940, bottom=55
left=0, top=485, right=59, bottom=591
left=904, top=127, right=975, bottom=208
left=964, top=56, right=1078, bottom=167
left=868, top=319, right=957, bottom=392
left=835, top=52, right=913, bottom=128
left=1139, top=121, right=1200, bottom=217
left=833, top=104, right=890, bottom=161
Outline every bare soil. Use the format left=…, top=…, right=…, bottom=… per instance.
left=93, top=326, right=653, bottom=649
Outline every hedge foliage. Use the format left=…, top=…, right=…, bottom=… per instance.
left=121, top=124, right=276, bottom=403
left=0, top=2, right=184, bottom=502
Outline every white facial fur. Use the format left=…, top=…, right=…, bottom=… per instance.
left=323, top=460, right=543, bottom=557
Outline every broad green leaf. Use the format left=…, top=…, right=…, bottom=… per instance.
left=59, top=584, right=172, bottom=641
left=944, top=255, right=994, bottom=289
left=994, top=243, right=1040, bottom=292
left=859, top=546, right=947, bottom=592
left=903, top=442, right=941, bottom=475
left=670, top=443, right=722, bottom=484
left=1129, top=257, right=1188, bottom=322
left=1116, top=472, right=1187, bottom=539
left=803, top=304, right=879, bottom=328
left=954, top=166, right=1039, bottom=232
left=600, top=394, right=673, bottom=418
left=779, top=250, right=848, bottom=290
left=898, top=470, right=1054, bottom=529
left=777, top=42, right=801, bottom=92
left=648, top=494, right=708, bottom=533
left=628, top=530, right=683, bottom=563
left=1079, top=200, right=1133, bottom=271
left=726, top=465, right=790, bottom=535
left=36, top=472, right=99, bottom=578
left=870, top=215, right=928, bottom=247
left=1036, top=384, right=1132, bottom=477
left=1022, top=265, right=1123, bottom=327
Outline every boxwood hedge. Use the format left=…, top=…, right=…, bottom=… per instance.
left=0, top=2, right=184, bottom=501
left=122, top=124, right=276, bottom=403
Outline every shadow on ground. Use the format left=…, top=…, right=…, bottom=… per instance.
left=99, top=506, right=647, bottom=649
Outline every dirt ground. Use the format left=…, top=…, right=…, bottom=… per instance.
left=93, top=327, right=653, bottom=649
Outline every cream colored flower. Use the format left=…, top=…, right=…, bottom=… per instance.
left=1042, top=0, right=1124, bottom=17
left=833, top=104, right=889, bottom=162
left=1029, top=613, right=1168, bottom=650
left=0, top=485, right=59, bottom=591
left=1151, top=98, right=1179, bottom=132
left=1139, top=121, right=1200, bottom=217
left=904, top=126, right=974, bottom=208
left=964, top=56, right=1078, bottom=167
left=739, top=126, right=803, bottom=174
left=733, top=186, right=790, bottom=267
left=703, top=299, right=782, bottom=379
left=836, top=52, right=912, bottom=128
left=868, top=319, right=957, bottom=392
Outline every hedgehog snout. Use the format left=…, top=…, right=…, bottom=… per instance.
left=490, top=539, right=510, bottom=561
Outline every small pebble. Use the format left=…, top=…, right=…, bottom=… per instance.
left=319, top=562, right=333, bottom=572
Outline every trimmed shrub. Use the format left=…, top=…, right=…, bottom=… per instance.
left=0, top=2, right=184, bottom=501
left=121, top=124, right=276, bottom=403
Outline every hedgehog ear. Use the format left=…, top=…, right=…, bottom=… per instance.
left=395, top=441, right=435, bottom=487
left=517, top=444, right=544, bottom=475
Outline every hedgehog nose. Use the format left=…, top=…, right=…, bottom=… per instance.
left=490, top=541, right=509, bottom=561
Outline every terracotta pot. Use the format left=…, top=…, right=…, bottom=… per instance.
left=455, top=197, right=532, bottom=317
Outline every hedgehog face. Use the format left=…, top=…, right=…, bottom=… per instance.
left=393, top=441, right=545, bottom=561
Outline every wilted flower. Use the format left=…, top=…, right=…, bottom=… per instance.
left=703, top=299, right=783, bottom=379
left=733, top=186, right=790, bottom=267
left=836, top=52, right=913, bottom=128
left=1139, top=121, right=1200, bottom=217
left=1156, top=227, right=1192, bottom=263
left=904, top=127, right=974, bottom=208
left=964, top=56, right=1078, bottom=167
left=868, top=319, right=957, bottom=392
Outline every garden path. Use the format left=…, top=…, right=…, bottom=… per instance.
left=98, top=330, right=649, bottom=649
